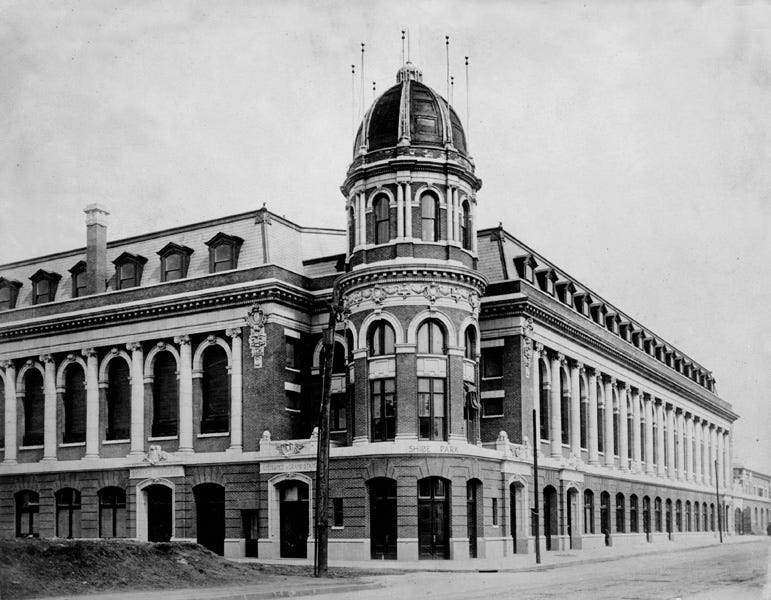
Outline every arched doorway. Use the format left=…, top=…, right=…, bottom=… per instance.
left=146, top=485, right=172, bottom=543
left=566, top=487, right=579, bottom=549
left=735, top=507, right=743, bottom=535
left=277, top=480, right=309, bottom=558
left=370, top=478, right=397, bottom=560
left=194, top=483, right=225, bottom=555
left=543, top=485, right=558, bottom=551
left=418, top=477, right=450, bottom=559
left=466, top=480, right=480, bottom=559
left=509, top=481, right=526, bottom=553
left=600, top=492, right=611, bottom=546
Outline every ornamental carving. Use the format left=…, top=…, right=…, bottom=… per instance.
left=246, top=303, right=267, bottom=368
left=144, top=444, right=172, bottom=465
left=343, top=282, right=480, bottom=316
left=523, top=339, right=533, bottom=379
left=277, top=441, right=304, bottom=457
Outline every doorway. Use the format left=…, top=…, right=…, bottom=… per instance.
left=194, top=483, right=225, bottom=555
left=466, top=480, right=479, bottom=558
left=418, top=477, right=450, bottom=559
left=370, top=478, right=397, bottom=559
left=146, top=484, right=172, bottom=543
left=566, top=488, right=578, bottom=549
left=543, top=485, right=557, bottom=551
left=278, top=481, right=309, bottom=558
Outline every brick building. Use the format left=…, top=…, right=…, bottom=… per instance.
left=0, top=61, right=741, bottom=560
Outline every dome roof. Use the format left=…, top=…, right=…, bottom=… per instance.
left=353, top=63, right=467, bottom=157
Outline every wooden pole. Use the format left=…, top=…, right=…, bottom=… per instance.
left=314, top=297, right=338, bottom=576
left=532, top=408, right=541, bottom=564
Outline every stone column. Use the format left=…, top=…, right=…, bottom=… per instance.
left=677, top=410, right=686, bottom=481
left=587, top=368, right=599, bottom=465
left=404, top=183, right=413, bottom=239
left=631, top=387, right=641, bottom=472
left=175, top=335, right=194, bottom=453
left=618, top=382, right=628, bottom=471
left=396, top=183, right=405, bottom=238
left=685, top=414, right=694, bottom=481
left=694, top=417, right=702, bottom=484
left=666, top=405, right=676, bottom=479
left=359, top=192, right=367, bottom=246
left=127, top=342, right=145, bottom=457
left=41, top=354, right=57, bottom=461
left=83, top=348, right=100, bottom=458
left=569, top=361, right=581, bottom=456
left=2, top=361, right=17, bottom=464
left=702, top=421, right=710, bottom=486
left=725, top=430, right=732, bottom=489
left=446, top=185, right=454, bottom=241
left=549, top=352, right=563, bottom=458
left=717, top=427, right=724, bottom=489
left=470, top=198, right=478, bottom=254
left=644, top=394, right=655, bottom=475
left=603, top=377, right=615, bottom=467
left=656, top=401, right=666, bottom=477
left=226, top=328, right=243, bottom=452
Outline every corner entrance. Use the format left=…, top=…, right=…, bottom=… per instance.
left=418, top=477, right=449, bottom=560
left=194, top=483, right=225, bottom=555
left=146, top=484, right=172, bottom=543
left=370, top=478, right=397, bottom=559
left=278, top=481, right=309, bottom=558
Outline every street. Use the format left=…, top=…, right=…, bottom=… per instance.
left=325, top=539, right=771, bottom=600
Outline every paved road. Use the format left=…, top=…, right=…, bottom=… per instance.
left=324, top=539, right=771, bottom=600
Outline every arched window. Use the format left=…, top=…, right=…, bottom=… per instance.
left=560, top=369, right=570, bottom=445
left=15, top=490, right=39, bottom=537
left=539, top=362, right=549, bottom=440
left=579, top=378, right=588, bottom=450
left=583, top=490, right=595, bottom=534
left=597, top=383, right=605, bottom=454
left=464, top=327, right=476, bottom=360
left=626, top=399, right=633, bottom=461
left=374, top=195, right=390, bottom=244
left=675, top=500, right=683, bottom=532
left=643, top=496, right=651, bottom=534
left=685, top=500, right=692, bottom=532
left=320, top=342, right=347, bottom=373
left=710, top=503, right=715, bottom=532
left=460, top=200, right=471, bottom=250
left=612, top=391, right=620, bottom=456
left=369, top=321, right=396, bottom=356
left=420, top=192, right=440, bottom=242
left=55, top=488, right=82, bottom=538
left=665, top=499, right=673, bottom=534
left=23, top=369, right=44, bottom=447
left=99, top=487, right=127, bottom=538
left=63, top=365, right=86, bottom=444
left=106, top=358, right=131, bottom=440
left=694, top=502, right=701, bottom=532
left=417, top=320, right=445, bottom=354
left=630, top=494, right=639, bottom=533
left=346, top=329, right=355, bottom=363
left=654, top=497, right=662, bottom=532
left=201, top=345, right=229, bottom=434
left=152, top=351, right=178, bottom=437
left=616, top=493, right=625, bottom=533
left=600, top=492, right=611, bottom=536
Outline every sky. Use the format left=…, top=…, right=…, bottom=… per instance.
left=1, top=1, right=769, bottom=473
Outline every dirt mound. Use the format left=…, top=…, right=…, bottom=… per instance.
left=0, top=539, right=302, bottom=599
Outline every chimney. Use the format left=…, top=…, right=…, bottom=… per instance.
left=84, top=204, right=110, bottom=294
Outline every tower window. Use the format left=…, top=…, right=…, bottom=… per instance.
left=416, top=320, right=445, bottom=354
left=369, top=321, right=396, bottom=356
left=373, top=195, right=390, bottom=244
left=420, top=192, right=440, bottom=242
left=460, top=200, right=471, bottom=249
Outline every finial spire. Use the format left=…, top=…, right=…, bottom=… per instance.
left=401, top=30, right=406, bottom=66
left=465, top=55, right=471, bottom=153
left=445, top=36, right=450, bottom=104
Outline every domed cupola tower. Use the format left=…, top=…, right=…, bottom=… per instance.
left=339, top=61, right=487, bottom=457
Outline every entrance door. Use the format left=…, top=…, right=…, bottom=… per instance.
left=279, top=481, right=308, bottom=558
left=418, top=478, right=449, bottom=559
left=370, top=478, right=397, bottom=559
left=510, top=483, right=519, bottom=553
left=146, top=485, right=172, bottom=542
left=466, top=481, right=478, bottom=559
left=194, top=483, right=225, bottom=555
left=543, top=486, right=557, bottom=551
left=567, top=490, right=574, bottom=549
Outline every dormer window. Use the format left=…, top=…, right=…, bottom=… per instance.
left=513, top=254, right=538, bottom=283
left=112, top=252, right=148, bottom=290
left=556, top=281, right=575, bottom=307
left=157, top=243, right=193, bottom=282
left=535, top=268, right=557, bottom=295
left=69, top=261, right=87, bottom=298
left=205, top=232, right=244, bottom=273
left=29, top=270, right=61, bottom=305
left=0, top=278, right=23, bottom=310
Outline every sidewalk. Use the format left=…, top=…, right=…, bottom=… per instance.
left=231, top=533, right=768, bottom=573
left=39, top=536, right=768, bottom=600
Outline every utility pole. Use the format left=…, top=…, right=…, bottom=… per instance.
left=314, top=285, right=344, bottom=577
left=532, top=409, right=541, bottom=564
left=715, top=459, right=723, bottom=543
